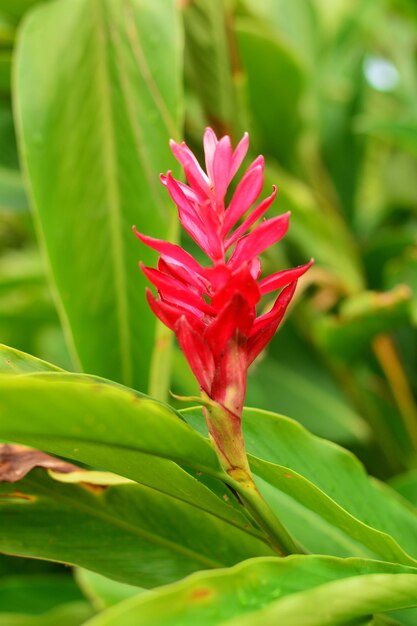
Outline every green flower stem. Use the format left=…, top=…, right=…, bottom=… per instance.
left=226, top=466, right=305, bottom=557
left=201, top=393, right=304, bottom=556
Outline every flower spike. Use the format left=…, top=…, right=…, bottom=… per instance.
left=135, top=129, right=312, bottom=483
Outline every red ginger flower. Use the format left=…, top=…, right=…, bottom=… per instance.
left=134, top=129, right=312, bottom=476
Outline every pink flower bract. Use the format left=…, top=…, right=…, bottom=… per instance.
left=134, top=128, right=312, bottom=420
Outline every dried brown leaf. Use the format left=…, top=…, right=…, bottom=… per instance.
left=0, top=444, right=79, bottom=483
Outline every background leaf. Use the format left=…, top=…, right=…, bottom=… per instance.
left=0, top=602, right=94, bottom=626
left=14, top=0, right=183, bottom=392
left=234, top=19, right=304, bottom=167
left=182, top=0, right=237, bottom=132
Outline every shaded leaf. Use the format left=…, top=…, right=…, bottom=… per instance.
left=391, top=471, right=417, bottom=508
left=0, top=601, right=93, bottom=626
left=235, top=19, right=304, bottom=166
left=240, top=0, right=318, bottom=69
left=0, top=574, right=85, bottom=615
left=246, top=326, right=370, bottom=444
left=0, top=469, right=274, bottom=587
left=315, top=286, right=412, bottom=361
left=385, top=249, right=417, bottom=326
left=182, top=0, right=237, bottom=131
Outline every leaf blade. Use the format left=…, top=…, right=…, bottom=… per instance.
left=14, top=0, right=183, bottom=391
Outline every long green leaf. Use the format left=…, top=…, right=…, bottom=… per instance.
left=0, top=470, right=274, bottom=586
left=240, top=0, right=318, bottom=69
left=182, top=0, right=237, bottom=129
left=0, top=371, right=270, bottom=542
left=2, top=367, right=417, bottom=567
left=14, top=0, right=183, bottom=392
left=0, top=343, right=62, bottom=373
left=265, top=165, right=364, bottom=294
left=78, top=556, right=417, bottom=626
left=235, top=19, right=304, bottom=166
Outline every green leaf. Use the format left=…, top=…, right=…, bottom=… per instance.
left=0, top=167, right=27, bottom=212
left=385, top=249, right=417, bottom=326
left=0, top=51, right=11, bottom=93
left=75, top=569, right=144, bottom=610
left=14, top=0, right=183, bottom=392
left=240, top=0, right=318, bottom=69
left=0, top=250, right=45, bottom=293
left=265, top=165, right=365, bottom=294
left=315, top=2, right=378, bottom=219
left=315, top=286, right=412, bottom=361
left=0, top=574, right=84, bottom=614
left=0, top=371, right=270, bottom=542
left=75, top=556, right=417, bottom=626
left=391, top=471, right=417, bottom=508
left=182, top=0, right=237, bottom=129
left=358, top=120, right=417, bottom=160
left=0, top=603, right=93, bottom=626
left=0, top=1, right=52, bottom=23
left=0, top=105, right=19, bottom=169
left=235, top=19, right=304, bottom=166
left=0, top=344, right=62, bottom=373
left=183, top=407, right=417, bottom=565
left=246, top=411, right=417, bottom=565
left=2, top=367, right=417, bottom=568
left=0, top=470, right=274, bottom=587
left=2, top=347, right=282, bottom=548
left=246, top=326, right=370, bottom=444
left=0, top=371, right=218, bottom=472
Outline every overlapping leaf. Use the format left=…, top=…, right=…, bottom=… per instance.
left=0, top=470, right=273, bottom=587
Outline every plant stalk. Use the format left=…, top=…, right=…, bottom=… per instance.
left=202, top=393, right=304, bottom=556
left=373, top=333, right=417, bottom=454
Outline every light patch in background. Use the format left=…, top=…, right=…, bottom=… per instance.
left=363, top=55, right=400, bottom=92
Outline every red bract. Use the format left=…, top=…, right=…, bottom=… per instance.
left=134, top=128, right=312, bottom=474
